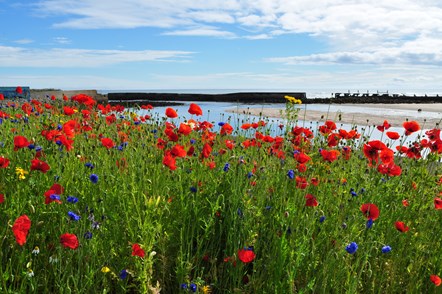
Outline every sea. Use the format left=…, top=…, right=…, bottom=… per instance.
left=98, top=88, right=441, bottom=143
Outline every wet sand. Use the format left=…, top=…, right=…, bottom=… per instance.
left=227, top=103, right=442, bottom=127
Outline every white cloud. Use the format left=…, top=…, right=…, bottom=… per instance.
left=13, top=39, right=34, bottom=44
left=0, top=46, right=194, bottom=67
left=31, top=0, right=442, bottom=65
left=53, top=37, right=71, bottom=44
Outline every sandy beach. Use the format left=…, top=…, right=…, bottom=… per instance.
left=227, top=103, right=442, bottom=127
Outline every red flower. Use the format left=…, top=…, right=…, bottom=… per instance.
left=12, top=215, right=31, bottom=246
left=0, top=93, right=4, bottom=100
left=165, top=107, right=178, bottom=118
left=363, top=140, right=387, bottom=164
left=294, top=152, right=311, bottom=164
left=178, top=123, right=192, bottom=135
left=162, top=152, right=177, bottom=170
left=63, top=106, right=76, bottom=116
left=360, top=203, right=380, bottom=220
left=0, top=156, right=10, bottom=168
left=238, top=248, right=255, bottom=263
left=386, top=131, right=400, bottom=140
left=376, top=120, right=391, bottom=132
left=132, top=243, right=145, bottom=258
left=44, top=183, right=64, bottom=204
left=60, top=233, right=79, bottom=249
left=430, top=275, right=442, bottom=286
left=320, top=149, right=340, bottom=162
left=170, top=144, right=187, bottom=158
left=16, top=86, right=23, bottom=94
left=434, top=198, right=442, bottom=210
left=395, top=221, right=409, bottom=232
left=202, top=143, right=212, bottom=159
left=220, top=123, right=233, bottom=135
left=296, top=176, right=308, bottom=189
left=0, top=194, right=4, bottom=204
left=188, top=103, right=203, bottom=116
left=14, top=135, right=30, bottom=151
left=30, top=158, right=50, bottom=173
left=402, top=199, right=409, bottom=207
left=305, top=193, right=318, bottom=207
left=403, top=121, right=420, bottom=136
left=319, top=120, right=336, bottom=134
left=377, top=162, right=402, bottom=176
left=101, top=138, right=115, bottom=149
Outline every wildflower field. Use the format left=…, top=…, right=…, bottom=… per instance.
left=0, top=90, right=441, bottom=293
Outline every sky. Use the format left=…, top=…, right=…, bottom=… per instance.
left=1, top=0, right=442, bottom=93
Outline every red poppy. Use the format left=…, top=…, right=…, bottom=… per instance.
left=319, top=120, right=337, bottom=134
left=311, top=177, right=319, bottom=186
left=0, top=93, right=4, bottom=100
left=188, top=103, right=203, bottom=116
left=132, top=243, right=145, bottom=258
left=386, top=131, right=400, bottom=140
left=426, top=129, right=441, bottom=142
left=220, top=123, right=234, bottom=135
left=101, top=138, right=115, bottom=149
left=14, top=135, right=30, bottom=151
left=16, top=86, right=23, bottom=94
left=360, top=203, right=380, bottom=220
left=402, top=199, right=409, bottom=207
left=395, top=221, right=409, bottom=232
left=241, top=123, right=252, bottom=130
left=379, top=148, right=394, bottom=164
left=238, top=248, right=255, bottom=263
left=320, top=149, right=340, bottom=162
left=305, top=194, right=318, bottom=207
left=0, top=194, right=4, bottom=204
left=165, top=107, right=178, bottom=118
left=63, top=106, right=76, bottom=116
left=377, top=162, right=402, bottom=176
left=431, top=275, right=442, bottom=286
left=202, top=143, right=212, bottom=158
left=342, top=146, right=352, bottom=160
left=376, top=120, right=391, bottom=132
left=294, top=152, right=311, bottom=164
left=363, top=140, right=387, bottom=164
left=44, top=183, right=64, bottom=204
left=178, top=123, right=192, bottom=135
left=296, top=176, right=308, bottom=189
left=0, top=156, right=10, bottom=168
left=434, top=198, right=442, bottom=210
left=12, top=214, right=31, bottom=246
left=162, top=152, right=177, bottom=170
left=60, top=233, right=79, bottom=249
left=403, top=121, right=420, bottom=136
left=30, top=158, right=50, bottom=173
left=170, top=145, right=187, bottom=158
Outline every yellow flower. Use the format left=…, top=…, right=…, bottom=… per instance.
left=15, top=167, right=28, bottom=180
left=202, top=285, right=211, bottom=294
left=284, top=95, right=302, bottom=104
left=101, top=266, right=111, bottom=273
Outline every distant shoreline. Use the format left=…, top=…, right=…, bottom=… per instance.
left=226, top=103, right=442, bottom=127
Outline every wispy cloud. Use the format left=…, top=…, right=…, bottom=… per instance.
left=0, top=46, right=194, bottom=67
left=13, top=39, right=34, bottom=44
left=53, top=37, right=71, bottom=44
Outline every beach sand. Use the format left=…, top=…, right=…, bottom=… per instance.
left=227, top=103, right=442, bottom=127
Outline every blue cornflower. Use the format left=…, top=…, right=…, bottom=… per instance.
left=247, top=172, right=253, bottom=179
left=68, top=211, right=81, bottom=221
left=189, top=283, right=197, bottom=292
left=134, top=121, right=141, bottom=125
left=223, top=163, right=230, bottom=172
left=237, top=208, right=244, bottom=218
left=35, top=146, right=42, bottom=152
left=382, top=245, right=392, bottom=253
left=265, top=205, right=272, bottom=211
left=218, top=122, right=225, bottom=126
left=119, top=269, right=128, bottom=280
left=85, top=162, right=94, bottom=169
left=28, top=144, right=35, bottom=150
left=366, top=219, right=374, bottom=229
left=345, top=242, right=358, bottom=254
left=190, top=139, right=196, bottom=144
left=67, top=196, right=79, bottom=203
left=55, top=140, right=62, bottom=146
left=351, top=191, right=358, bottom=197
left=0, top=118, right=2, bottom=124
left=319, top=216, right=326, bottom=223
left=57, top=124, right=62, bottom=130
left=89, top=174, right=99, bottom=183
left=50, top=194, right=61, bottom=201
left=287, top=169, right=295, bottom=179
left=190, top=186, right=197, bottom=193
left=84, top=231, right=93, bottom=239
left=180, top=283, right=188, bottom=290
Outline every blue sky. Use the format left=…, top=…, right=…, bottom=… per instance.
left=1, top=0, right=442, bottom=93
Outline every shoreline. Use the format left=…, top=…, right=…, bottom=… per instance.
left=226, top=103, right=442, bottom=127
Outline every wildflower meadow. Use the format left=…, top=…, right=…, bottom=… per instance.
left=0, top=89, right=441, bottom=293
